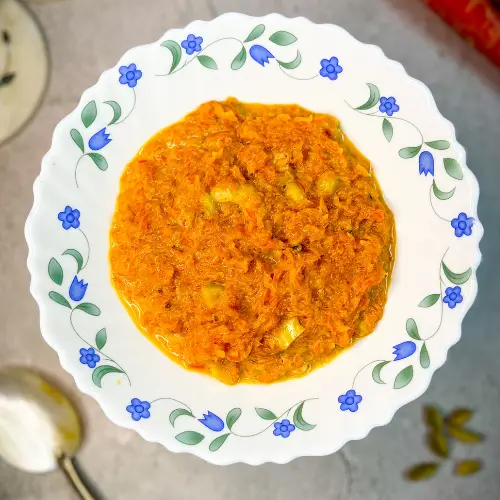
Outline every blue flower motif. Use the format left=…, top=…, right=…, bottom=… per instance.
left=126, top=398, right=151, bottom=421
left=249, top=45, right=275, bottom=66
left=69, top=276, right=88, bottom=302
left=181, top=34, right=203, bottom=55
left=119, top=63, right=143, bottom=88
left=379, top=96, right=400, bottom=116
left=443, top=286, right=463, bottom=309
left=88, top=128, right=111, bottom=151
left=418, top=151, right=434, bottom=176
left=273, top=419, right=296, bottom=438
left=451, top=212, right=474, bottom=237
left=319, top=57, right=343, bottom=80
left=58, top=206, right=81, bottom=230
left=338, top=389, right=362, bottom=412
left=392, top=341, right=417, bottom=361
left=198, top=411, right=224, bottom=432
left=79, top=347, right=100, bottom=368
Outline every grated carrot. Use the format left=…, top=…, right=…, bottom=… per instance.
left=110, top=99, right=395, bottom=384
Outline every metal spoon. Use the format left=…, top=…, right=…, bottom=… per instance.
left=0, top=366, right=96, bottom=500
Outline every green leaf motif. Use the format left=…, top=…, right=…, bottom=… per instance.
left=269, top=31, right=297, bottom=46
left=418, top=293, right=441, bottom=308
left=293, top=402, right=316, bottom=431
left=169, top=408, right=194, bottom=427
left=92, top=365, right=124, bottom=388
left=356, top=83, right=380, bottom=111
left=442, top=262, right=472, bottom=285
left=209, top=433, right=230, bottom=452
left=382, top=118, right=393, bottom=142
left=420, top=342, right=430, bottom=369
left=231, top=47, right=247, bottom=70
left=87, top=153, right=108, bottom=171
left=175, top=431, right=204, bottom=445
left=425, top=140, right=450, bottom=150
left=48, top=258, right=63, bottom=285
left=432, top=180, right=455, bottom=201
left=81, top=101, right=97, bottom=128
left=443, top=158, right=463, bottom=180
left=406, top=318, right=421, bottom=340
left=95, top=328, right=107, bottom=350
left=49, top=291, right=72, bottom=309
left=161, top=40, right=182, bottom=73
left=244, top=24, right=265, bottom=43
left=394, top=365, right=414, bottom=389
left=372, top=360, right=391, bottom=384
left=104, top=100, right=122, bottom=125
left=226, top=408, right=242, bottom=430
left=197, top=55, right=218, bottom=70
left=75, top=303, right=101, bottom=316
left=62, top=249, right=84, bottom=274
left=399, top=145, right=422, bottom=159
left=277, top=50, right=302, bottom=70
left=255, top=408, right=277, bottom=420
left=70, top=129, right=84, bottom=153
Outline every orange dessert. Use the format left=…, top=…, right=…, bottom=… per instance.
left=109, top=98, right=395, bottom=384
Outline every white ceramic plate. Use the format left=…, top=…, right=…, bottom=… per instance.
left=25, top=13, right=482, bottom=465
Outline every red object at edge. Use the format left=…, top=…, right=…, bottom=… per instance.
left=424, top=0, right=500, bottom=66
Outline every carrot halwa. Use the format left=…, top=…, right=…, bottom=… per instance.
left=109, top=98, right=395, bottom=384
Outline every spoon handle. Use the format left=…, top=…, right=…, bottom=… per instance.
left=58, top=455, right=96, bottom=500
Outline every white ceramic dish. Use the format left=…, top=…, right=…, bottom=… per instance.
left=25, top=13, right=482, bottom=465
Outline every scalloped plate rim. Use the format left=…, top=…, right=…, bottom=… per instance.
left=25, top=12, right=483, bottom=465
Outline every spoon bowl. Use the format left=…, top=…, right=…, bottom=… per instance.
left=0, top=366, right=94, bottom=499
left=0, top=366, right=81, bottom=473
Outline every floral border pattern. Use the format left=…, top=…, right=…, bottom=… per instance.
left=45, top=22, right=479, bottom=454
left=338, top=248, right=473, bottom=412
left=157, top=24, right=342, bottom=82
left=335, top=84, right=476, bottom=412
left=347, top=83, right=474, bottom=232
left=124, top=398, right=316, bottom=452
left=48, top=205, right=130, bottom=387
left=70, top=64, right=143, bottom=188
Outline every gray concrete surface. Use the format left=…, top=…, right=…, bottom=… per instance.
left=1, top=0, right=499, bottom=498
